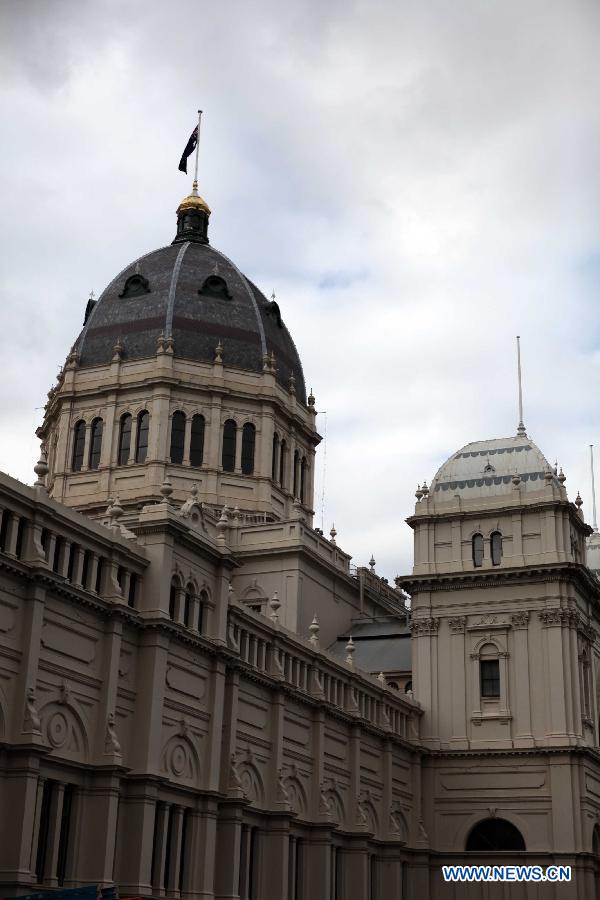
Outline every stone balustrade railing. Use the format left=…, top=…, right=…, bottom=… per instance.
left=227, top=602, right=421, bottom=743
left=0, top=472, right=147, bottom=608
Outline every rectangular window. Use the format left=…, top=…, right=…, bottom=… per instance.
left=480, top=659, right=500, bottom=698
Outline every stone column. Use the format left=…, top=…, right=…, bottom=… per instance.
left=258, top=818, right=289, bottom=900
left=166, top=806, right=185, bottom=897
left=4, top=512, right=20, bottom=557
left=303, top=827, right=333, bottom=898
left=511, top=611, right=534, bottom=746
left=81, top=424, right=91, bottom=472
left=448, top=617, right=467, bottom=747
left=197, top=655, right=225, bottom=795
left=152, top=802, right=171, bottom=897
left=11, top=582, right=46, bottom=742
left=43, top=781, right=66, bottom=886
left=0, top=751, right=44, bottom=890
left=342, top=839, right=369, bottom=900
left=214, top=801, right=245, bottom=900
left=182, top=801, right=218, bottom=900
left=73, top=773, right=121, bottom=886
left=57, top=538, right=72, bottom=578
left=114, top=782, right=158, bottom=895
left=379, top=855, right=403, bottom=898
left=183, top=415, right=193, bottom=465
left=540, top=610, right=568, bottom=740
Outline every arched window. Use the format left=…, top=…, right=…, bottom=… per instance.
left=480, top=643, right=500, bottom=698
left=169, top=577, right=180, bottom=620
left=293, top=450, right=299, bottom=498
left=272, top=433, right=280, bottom=481
left=136, top=410, right=149, bottom=463
left=118, top=413, right=132, bottom=465
left=72, top=421, right=86, bottom=472
left=472, top=533, right=484, bottom=567
left=88, top=418, right=103, bottom=469
left=222, top=420, right=237, bottom=472
left=184, top=585, right=193, bottom=627
left=491, top=531, right=502, bottom=566
left=199, top=589, right=208, bottom=635
left=466, top=818, right=526, bottom=852
left=279, top=439, right=287, bottom=488
left=241, top=423, right=256, bottom=475
left=405, top=680, right=412, bottom=693
left=190, top=414, right=205, bottom=467
left=300, top=457, right=307, bottom=504
left=170, top=411, right=186, bottom=464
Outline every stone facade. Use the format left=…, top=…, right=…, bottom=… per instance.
left=1, top=186, right=600, bottom=898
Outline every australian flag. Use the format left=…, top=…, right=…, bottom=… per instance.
left=178, top=125, right=198, bottom=173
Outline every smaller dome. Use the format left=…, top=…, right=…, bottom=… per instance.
left=177, top=181, right=211, bottom=215
left=430, top=433, right=554, bottom=501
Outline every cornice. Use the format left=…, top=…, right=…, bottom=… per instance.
left=398, top=562, right=600, bottom=603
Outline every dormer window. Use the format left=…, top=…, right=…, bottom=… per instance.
left=119, top=273, right=151, bottom=298
left=199, top=275, right=232, bottom=300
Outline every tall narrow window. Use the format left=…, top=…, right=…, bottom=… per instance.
left=279, top=440, right=287, bottom=488
left=184, top=586, right=193, bottom=627
left=272, top=433, right=280, bottom=481
left=170, top=411, right=186, bottom=464
left=490, top=531, right=502, bottom=566
left=35, top=779, right=53, bottom=881
left=88, top=418, right=103, bottom=469
left=241, top=423, right=256, bottom=475
left=128, top=572, right=138, bottom=608
left=56, top=783, right=74, bottom=886
left=293, top=450, right=299, bottom=498
left=136, top=411, right=150, bottom=463
left=72, top=421, right=86, bottom=471
left=480, top=659, right=500, bottom=698
left=190, top=414, right=205, bottom=467
left=472, top=533, right=484, bottom=567
left=169, top=578, right=179, bottom=620
left=199, top=589, right=208, bottom=635
left=118, top=414, right=132, bottom=465
left=222, top=420, right=237, bottom=472
left=300, top=457, right=307, bottom=504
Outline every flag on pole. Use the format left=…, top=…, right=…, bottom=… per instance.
left=178, top=125, right=198, bottom=173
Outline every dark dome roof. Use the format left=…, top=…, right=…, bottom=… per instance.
left=75, top=239, right=306, bottom=403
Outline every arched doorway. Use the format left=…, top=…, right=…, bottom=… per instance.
left=466, top=817, right=526, bottom=852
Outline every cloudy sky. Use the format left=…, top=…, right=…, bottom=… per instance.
left=1, top=0, right=599, bottom=580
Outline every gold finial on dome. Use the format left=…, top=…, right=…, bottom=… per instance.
left=177, top=180, right=211, bottom=215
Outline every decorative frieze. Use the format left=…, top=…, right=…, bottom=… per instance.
left=510, top=611, right=529, bottom=629
left=411, top=617, right=440, bottom=637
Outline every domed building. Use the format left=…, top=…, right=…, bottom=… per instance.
left=39, top=182, right=317, bottom=523
left=0, top=175, right=600, bottom=899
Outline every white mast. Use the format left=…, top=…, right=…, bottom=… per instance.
left=516, top=335, right=526, bottom=436
left=591, top=444, right=598, bottom=532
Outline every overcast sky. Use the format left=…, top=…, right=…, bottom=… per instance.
left=1, top=0, right=599, bottom=580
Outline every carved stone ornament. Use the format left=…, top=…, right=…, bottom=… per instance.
left=411, top=618, right=440, bottom=637
left=448, top=617, right=466, bottom=634
left=510, top=611, right=530, bottom=629
left=23, top=687, right=41, bottom=734
left=58, top=681, right=71, bottom=706
left=539, top=609, right=565, bottom=627
left=275, top=769, right=291, bottom=810
left=104, top=712, right=122, bottom=755
left=228, top=754, right=245, bottom=799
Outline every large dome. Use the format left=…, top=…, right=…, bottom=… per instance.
left=430, top=433, right=555, bottom=500
left=74, top=190, right=306, bottom=403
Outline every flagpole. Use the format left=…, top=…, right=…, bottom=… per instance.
left=193, top=110, right=202, bottom=188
